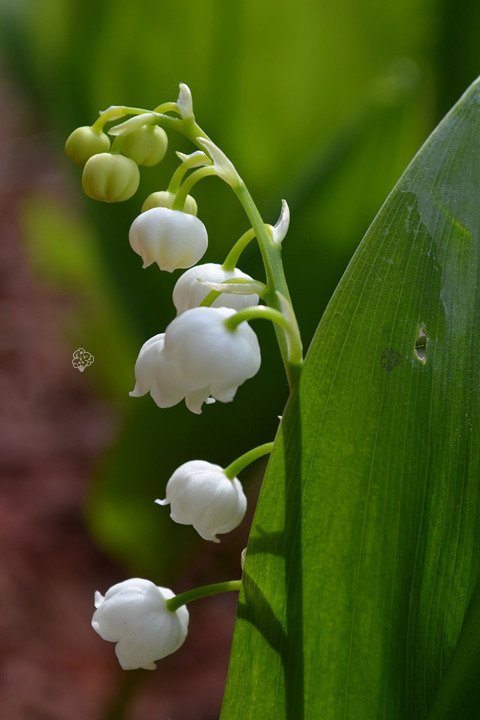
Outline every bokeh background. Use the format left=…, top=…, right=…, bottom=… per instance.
left=0, top=1, right=478, bottom=718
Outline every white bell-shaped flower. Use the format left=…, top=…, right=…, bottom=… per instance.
left=130, top=307, right=261, bottom=414
left=129, top=333, right=186, bottom=409
left=172, top=262, right=260, bottom=315
left=92, top=578, right=189, bottom=670
left=165, top=307, right=261, bottom=412
left=129, top=207, right=208, bottom=272
left=156, top=460, right=247, bottom=542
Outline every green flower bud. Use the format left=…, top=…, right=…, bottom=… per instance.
left=142, top=190, right=197, bottom=216
left=117, top=125, right=168, bottom=167
left=82, top=153, right=140, bottom=203
left=65, top=126, right=110, bottom=165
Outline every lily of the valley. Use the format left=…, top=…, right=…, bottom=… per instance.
left=156, top=460, right=247, bottom=542
left=130, top=306, right=261, bottom=413
left=172, top=262, right=260, bottom=315
left=129, top=207, right=208, bottom=271
left=92, top=578, right=189, bottom=670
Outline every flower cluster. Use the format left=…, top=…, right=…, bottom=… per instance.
left=130, top=306, right=261, bottom=414
left=67, top=83, right=301, bottom=675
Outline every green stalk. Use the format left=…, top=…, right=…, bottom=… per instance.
left=230, top=181, right=297, bottom=385
left=224, top=442, right=274, bottom=480
left=166, top=580, right=242, bottom=612
left=225, top=305, right=303, bottom=368
left=222, top=227, right=257, bottom=271
left=173, top=166, right=217, bottom=210
left=167, top=152, right=209, bottom=193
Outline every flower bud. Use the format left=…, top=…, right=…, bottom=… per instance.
left=173, top=262, right=260, bottom=315
left=82, top=153, right=140, bottom=202
left=129, top=207, right=207, bottom=272
left=116, top=125, right=168, bottom=166
left=130, top=307, right=261, bottom=413
left=92, top=578, right=189, bottom=670
left=65, top=126, right=110, bottom=165
left=142, top=190, right=197, bottom=216
left=156, top=460, right=247, bottom=542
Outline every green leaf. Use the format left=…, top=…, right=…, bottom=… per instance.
left=222, top=78, right=480, bottom=718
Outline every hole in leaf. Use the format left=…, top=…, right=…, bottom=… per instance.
left=414, top=324, right=428, bottom=363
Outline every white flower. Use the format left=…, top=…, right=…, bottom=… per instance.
left=130, top=307, right=261, bottom=414
left=92, top=578, right=189, bottom=670
left=173, top=262, right=260, bottom=315
left=156, top=460, right=247, bottom=542
left=165, top=307, right=261, bottom=411
left=129, top=207, right=208, bottom=272
left=129, top=333, right=187, bottom=409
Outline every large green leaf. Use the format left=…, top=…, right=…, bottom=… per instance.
left=221, top=78, right=480, bottom=718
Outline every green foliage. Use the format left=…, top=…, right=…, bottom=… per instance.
left=3, top=1, right=480, bottom=716
left=0, top=0, right=470, bottom=582
left=222, top=78, right=480, bottom=718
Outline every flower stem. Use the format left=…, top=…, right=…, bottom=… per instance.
left=224, top=442, right=274, bottom=480
left=92, top=106, right=145, bottom=132
left=199, top=289, right=221, bottom=307
left=176, top=122, right=302, bottom=386
left=231, top=182, right=301, bottom=385
left=222, top=227, right=256, bottom=271
left=166, top=580, right=242, bottom=612
left=153, top=101, right=180, bottom=115
left=173, top=166, right=217, bottom=210
left=167, top=152, right=209, bottom=193
left=224, top=305, right=303, bottom=367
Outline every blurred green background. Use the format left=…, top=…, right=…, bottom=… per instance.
left=0, top=0, right=479, bottom=712
left=2, top=0, right=479, bottom=577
